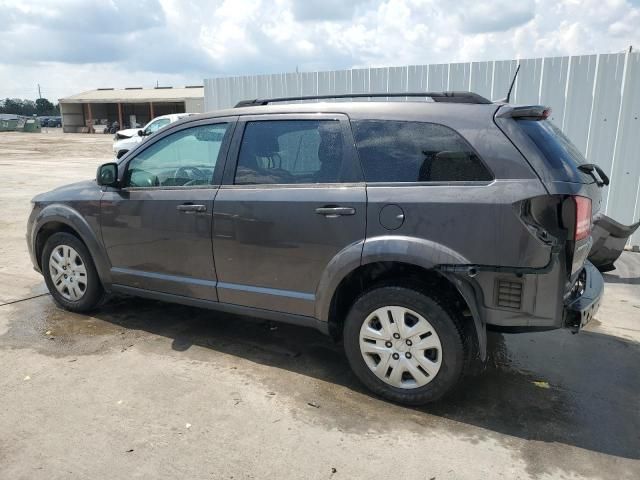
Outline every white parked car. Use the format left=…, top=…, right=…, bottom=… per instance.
left=112, top=113, right=194, bottom=158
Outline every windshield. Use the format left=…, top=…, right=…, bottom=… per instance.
left=145, top=118, right=171, bottom=134
left=517, top=119, right=594, bottom=182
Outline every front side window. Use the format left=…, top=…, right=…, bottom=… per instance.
left=235, top=120, right=344, bottom=185
left=145, top=118, right=171, bottom=135
left=351, top=120, right=492, bottom=183
left=126, top=123, right=229, bottom=188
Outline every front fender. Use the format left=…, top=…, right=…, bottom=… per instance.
left=30, top=204, right=112, bottom=287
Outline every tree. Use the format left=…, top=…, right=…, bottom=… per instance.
left=21, top=99, right=36, bottom=116
left=0, top=97, right=58, bottom=116
left=0, top=98, right=22, bottom=115
left=36, top=98, right=56, bottom=115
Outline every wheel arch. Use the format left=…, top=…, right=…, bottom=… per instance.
left=32, top=204, right=112, bottom=287
left=316, top=236, right=487, bottom=360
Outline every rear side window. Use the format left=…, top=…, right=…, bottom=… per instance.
left=235, top=120, right=345, bottom=185
left=351, top=120, right=492, bottom=183
left=517, top=120, right=589, bottom=178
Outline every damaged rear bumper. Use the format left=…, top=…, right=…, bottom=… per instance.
left=589, top=214, right=640, bottom=272
left=563, top=261, right=604, bottom=332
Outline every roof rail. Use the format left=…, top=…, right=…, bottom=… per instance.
left=234, top=91, right=492, bottom=108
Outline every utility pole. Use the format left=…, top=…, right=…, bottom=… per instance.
left=37, top=84, right=42, bottom=99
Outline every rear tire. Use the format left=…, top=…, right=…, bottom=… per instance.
left=343, top=285, right=467, bottom=405
left=42, top=232, right=104, bottom=313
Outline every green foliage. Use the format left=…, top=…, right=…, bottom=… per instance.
left=35, top=98, right=56, bottom=115
left=0, top=98, right=60, bottom=116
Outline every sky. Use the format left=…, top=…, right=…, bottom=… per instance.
left=1, top=0, right=638, bottom=101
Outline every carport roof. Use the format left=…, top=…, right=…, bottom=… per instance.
left=59, top=86, right=204, bottom=104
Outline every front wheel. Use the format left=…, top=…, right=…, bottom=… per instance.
left=42, top=232, right=104, bottom=312
left=343, top=286, right=468, bottom=405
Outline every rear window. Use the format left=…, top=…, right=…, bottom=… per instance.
left=517, top=120, right=589, bottom=178
left=351, top=120, right=492, bottom=183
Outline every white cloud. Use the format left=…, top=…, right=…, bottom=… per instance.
left=0, top=0, right=638, bottom=101
left=455, top=0, right=536, bottom=34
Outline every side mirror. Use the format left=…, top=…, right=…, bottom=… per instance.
left=138, top=129, right=145, bottom=137
left=97, top=162, right=119, bottom=187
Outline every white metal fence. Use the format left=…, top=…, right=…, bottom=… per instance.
left=204, top=51, right=640, bottom=246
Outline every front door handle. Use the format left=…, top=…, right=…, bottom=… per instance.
left=177, top=204, right=207, bottom=213
left=315, top=206, right=356, bottom=218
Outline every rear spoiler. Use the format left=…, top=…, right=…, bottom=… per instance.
left=496, top=105, right=551, bottom=120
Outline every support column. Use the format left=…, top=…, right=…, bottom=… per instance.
left=86, top=103, right=93, bottom=133
left=117, top=102, right=123, bottom=129
left=149, top=102, right=155, bottom=120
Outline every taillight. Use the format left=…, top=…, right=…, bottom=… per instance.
left=573, top=196, right=592, bottom=241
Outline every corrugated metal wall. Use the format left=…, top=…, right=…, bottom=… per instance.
left=204, top=51, right=640, bottom=246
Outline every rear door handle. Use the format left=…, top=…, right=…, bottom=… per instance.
left=177, top=204, right=207, bottom=213
left=315, top=206, right=356, bottom=217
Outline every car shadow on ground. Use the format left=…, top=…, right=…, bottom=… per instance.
left=90, top=294, right=640, bottom=462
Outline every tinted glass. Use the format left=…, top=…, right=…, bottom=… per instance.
left=351, top=120, right=492, bottom=182
left=517, top=119, right=594, bottom=183
left=126, top=123, right=229, bottom=187
left=235, top=120, right=344, bottom=185
left=518, top=119, right=588, bottom=166
left=145, top=118, right=171, bottom=134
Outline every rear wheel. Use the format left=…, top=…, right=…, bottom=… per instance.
left=343, top=285, right=467, bottom=405
left=42, top=232, right=103, bottom=312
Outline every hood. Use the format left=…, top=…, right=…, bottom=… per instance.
left=32, top=179, right=101, bottom=203
left=115, top=128, right=140, bottom=139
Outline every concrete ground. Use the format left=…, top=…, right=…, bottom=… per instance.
left=0, top=130, right=638, bottom=480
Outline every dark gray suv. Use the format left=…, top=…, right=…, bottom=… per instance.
left=27, top=92, right=605, bottom=405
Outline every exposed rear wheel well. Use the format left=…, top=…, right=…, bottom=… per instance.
left=35, top=222, right=83, bottom=270
left=328, top=262, right=476, bottom=345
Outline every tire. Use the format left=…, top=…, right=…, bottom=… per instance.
left=42, top=232, right=104, bottom=312
left=343, top=285, right=468, bottom=405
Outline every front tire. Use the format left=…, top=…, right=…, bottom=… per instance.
left=343, top=285, right=468, bottom=405
left=42, top=232, right=103, bottom=312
